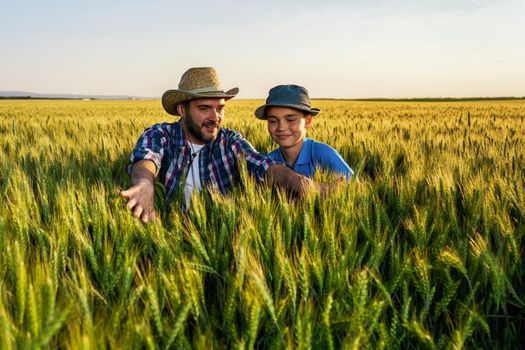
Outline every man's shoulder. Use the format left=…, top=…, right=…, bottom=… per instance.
left=147, top=121, right=180, bottom=133
left=217, top=127, right=242, bottom=142
left=140, top=121, right=182, bottom=144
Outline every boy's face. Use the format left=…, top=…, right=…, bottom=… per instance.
left=266, top=106, right=313, bottom=149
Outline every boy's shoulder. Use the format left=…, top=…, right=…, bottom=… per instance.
left=306, top=138, right=339, bottom=155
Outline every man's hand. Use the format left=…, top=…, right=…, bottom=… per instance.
left=266, top=164, right=327, bottom=198
left=327, top=176, right=346, bottom=193
left=120, top=181, right=156, bottom=223
left=120, top=160, right=157, bottom=224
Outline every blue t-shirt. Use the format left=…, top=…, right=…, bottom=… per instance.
left=268, top=138, right=354, bottom=180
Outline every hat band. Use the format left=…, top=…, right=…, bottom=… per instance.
left=188, top=86, right=225, bottom=94
left=269, top=101, right=312, bottom=109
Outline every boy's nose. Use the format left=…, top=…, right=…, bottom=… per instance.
left=276, top=122, right=287, bottom=131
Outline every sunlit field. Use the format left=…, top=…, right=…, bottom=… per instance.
left=0, top=99, right=523, bottom=349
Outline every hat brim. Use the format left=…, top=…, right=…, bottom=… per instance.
left=162, top=87, right=239, bottom=116
left=254, top=103, right=321, bottom=120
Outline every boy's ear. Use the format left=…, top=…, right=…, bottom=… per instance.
left=304, top=115, right=314, bottom=129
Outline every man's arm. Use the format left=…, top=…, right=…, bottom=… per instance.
left=266, top=164, right=327, bottom=197
left=120, top=160, right=157, bottom=224
left=228, top=132, right=327, bottom=196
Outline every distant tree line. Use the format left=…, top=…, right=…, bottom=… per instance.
left=314, top=97, right=525, bottom=102
left=0, top=96, right=84, bottom=100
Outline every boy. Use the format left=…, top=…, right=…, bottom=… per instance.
left=255, top=84, right=353, bottom=180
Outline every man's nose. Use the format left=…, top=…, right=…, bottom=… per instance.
left=210, top=109, right=221, bottom=121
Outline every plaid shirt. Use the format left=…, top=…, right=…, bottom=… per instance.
left=129, top=121, right=277, bottom=200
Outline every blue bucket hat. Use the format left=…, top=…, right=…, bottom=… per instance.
left=255, top=84, right=321, bottom=120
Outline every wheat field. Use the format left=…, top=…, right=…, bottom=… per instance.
left=0, top=99, right=523, bottom=349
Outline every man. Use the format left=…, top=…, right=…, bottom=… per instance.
left=120, top=67, right=322, bottom=223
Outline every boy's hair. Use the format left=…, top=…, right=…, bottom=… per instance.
left=302, top=111, right=314, bottom=117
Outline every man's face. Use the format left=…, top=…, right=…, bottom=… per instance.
left=179, top=98, right=225, bottom=144
left=266, top=106, right=312, bottom=149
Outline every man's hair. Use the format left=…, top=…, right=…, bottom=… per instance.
left=178, top=100, right=191, bottom=118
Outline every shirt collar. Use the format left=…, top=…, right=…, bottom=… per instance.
left=276, top=138, right=311, bottom=166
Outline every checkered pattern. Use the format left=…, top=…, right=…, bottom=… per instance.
left=130, top=121, right=277, bottom=200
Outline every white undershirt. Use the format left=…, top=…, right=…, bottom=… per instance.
left=185, top=142, right=205, bottom=210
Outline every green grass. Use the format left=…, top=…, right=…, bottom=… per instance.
left=0, top=99, right=523, bottom=349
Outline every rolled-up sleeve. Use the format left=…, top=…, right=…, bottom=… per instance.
left=230, top=133, right=280, bottom=181
left=128, top=125, right=168, bottom=176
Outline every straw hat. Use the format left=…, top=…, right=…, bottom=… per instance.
left=162, top=67, right=239, bottom=116
left=255, top=84, right=320, bottom=120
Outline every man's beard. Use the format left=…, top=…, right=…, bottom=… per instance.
left=184, top=109, right=219, bottom=143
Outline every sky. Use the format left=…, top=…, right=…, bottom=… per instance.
left=1, top=0, right=524, bottom=98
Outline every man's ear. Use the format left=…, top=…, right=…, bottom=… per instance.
left=176, top=104, right=185, bottom=117
left=304, top=115, right=314, bottom=129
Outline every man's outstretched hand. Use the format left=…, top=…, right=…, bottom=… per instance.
left=120, top=160, right=157, bottom=224
left=120, top=181, right=156, bottom=224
